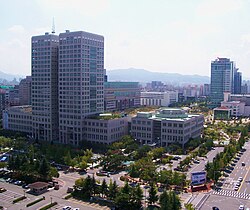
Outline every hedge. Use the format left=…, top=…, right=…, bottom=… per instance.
left=26, top=197, right=45, bottom=207
left=13, top=196, right=26, bottom=203
left=64, top=194, right=72, bottom=199
left=39, top=202, right=57, bottom=210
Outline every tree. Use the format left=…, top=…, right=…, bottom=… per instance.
left=109, top=180, right=118, bottom=200
left=148, top=182, right=158, bottom=204
left=170, top=191, right=181, bottom=210
left=131, top=184, right=143, bottom=209
left=39, top=158, right=50, bottom=179
left=101, top=179, right=108, bottom=197
left=63, top=151, right=72, bottom=166
left=160, top=191, right=170, bottom=210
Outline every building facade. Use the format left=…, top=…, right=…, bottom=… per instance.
left=58, top=30, right=104, bottom=145
left=3, top=105, right=32, bottom=134
left=19, top=76, right=32, bottom=105
left=83, top=114, right=129, bottom=144
left=31, top=33, right=59, bottom=142
left=131, top=108, right=204, bottom=147
left=234, top=69, right=242, bottom=94
left=140, top=91, right=178, bottom=107
left=210, top=58, right=235, bottom=107
left=221, top=92, right=250, bottom=117
left=104, top=82, right=140, bottom=111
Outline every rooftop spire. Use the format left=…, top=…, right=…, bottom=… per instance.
left=52, top=17, right=55, bottom=34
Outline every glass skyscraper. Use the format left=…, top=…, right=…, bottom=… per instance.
left=210, top=58, right=235, bottom=108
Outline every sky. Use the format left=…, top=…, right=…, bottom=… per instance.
left=1, top=0, right=250, bottom=78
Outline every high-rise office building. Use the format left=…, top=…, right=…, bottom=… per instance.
left=234, top=69, right=242, bottom=94
left=58, top=30, right=104, bottom=145
left=31, top=33, right=59, bottom=142
left=19, top=76, right=32, bottom=105
left=210, top=58, right=235, bottom=107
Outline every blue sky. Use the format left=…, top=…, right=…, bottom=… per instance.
left=1, top=0, right=250, bottom=78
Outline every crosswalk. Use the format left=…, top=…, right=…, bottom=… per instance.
left=212, top=188, right=250, bottom=200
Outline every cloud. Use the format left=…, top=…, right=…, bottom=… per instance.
left=196, top=0, right=243, bottom=17
left=7, top=25, right=25, bottom=34
left=241, top=34, right=250, bottom=44
left=37, top=0, right=110, bottom=17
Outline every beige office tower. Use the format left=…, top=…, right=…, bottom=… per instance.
left=31, top=33, right=59, bottom=142
left=58, top=30, right=104, bottom=145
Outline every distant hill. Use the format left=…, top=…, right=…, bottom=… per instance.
left=0, top=70, right=24, bottom=82
left=107, top=68, right=210, bottom=84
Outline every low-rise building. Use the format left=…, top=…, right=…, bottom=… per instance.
left=219, top=92, right=250, bottom=117
left=2, top=105, right=32, bottom=134
left=83, top=113, right=130, bottom=144
left=131, top=107, right=204, bottom=147
left=213, top=106, right=231, bottom=120
left=104, top=82, right=140, bottom=111
left=140, top=91, right=178, bottom=107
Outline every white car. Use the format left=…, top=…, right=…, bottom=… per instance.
left=62, top=206, right=71, bottom=210
left=236, top=181, right=241, bottom=187
left=234, top=186, right=239, bottom=191
left=238, top=177, right=243, bottom=182
left=239, top=204, right=244, bottom=210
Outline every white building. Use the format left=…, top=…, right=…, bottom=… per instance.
left=3, top=105, right=32, bottom=134
left=131, top=107, right=204, bottom=147
left=221, top=92, right=250, bottom=117
left=140, top=91, right=178, bottom=107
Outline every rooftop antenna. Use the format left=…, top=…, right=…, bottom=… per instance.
left=52, top=17, right=55, bottom=34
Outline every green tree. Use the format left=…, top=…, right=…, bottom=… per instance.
left=109, top=180, right=119, bottom=200
left=101, top=179, right=108, bottom=197
left=159, top=190, right=170, bottom=210
left=131, top=184, right=143, bottom=209
left=39, top=158, right=50, bottom=179
left=148, top=182, right=158, bottom=204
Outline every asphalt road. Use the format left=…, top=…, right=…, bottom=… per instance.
left=201, top=194, right=250, bottom=210
left=219, top=141, right=250, bottom=193
left=201, top=140, right=250, bottom=210
left=187, top=147, right=224, bottom=179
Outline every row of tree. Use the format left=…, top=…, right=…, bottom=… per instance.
left=73, top=175, right=181, bottom=210
left=8, top=154, right=58, bottom=182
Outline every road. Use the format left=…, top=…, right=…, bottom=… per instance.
left=187, top=147, right=224, bottom=179
left=200, top=140, right=250, bottom=210
left=218, top=140, right=250, bottom=193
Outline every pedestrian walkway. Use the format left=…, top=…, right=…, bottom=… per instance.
left=212, top=188, right=250, bottom=200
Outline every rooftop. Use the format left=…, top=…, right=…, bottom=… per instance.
left=7, top=105, right=32, bottom=114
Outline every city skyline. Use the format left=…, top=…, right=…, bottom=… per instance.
left=1, top=0, right=250, bottom=78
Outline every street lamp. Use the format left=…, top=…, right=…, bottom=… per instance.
left=50, top=196, right=52, bottom=204
left=23, top=190, right=26, bottom=197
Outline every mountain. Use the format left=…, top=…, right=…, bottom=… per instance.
left=107, top=68, right=210, bottom=84
left=0, top=70, right=24, bottom=81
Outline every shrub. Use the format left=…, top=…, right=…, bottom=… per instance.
left=64, top=194, right=72, bottom=199
left=26, top=197, right=45, bottom=207
left=39, top=202, right=57, bottom=210
left=13, top=196, right=26, bottom=203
